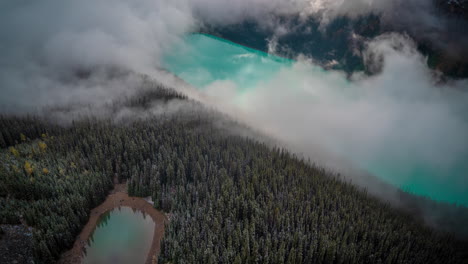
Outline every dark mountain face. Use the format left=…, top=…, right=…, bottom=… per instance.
left=438, top=0, right=468, bottom=18
left=203, top=1, right=468, bottom=79
left=202, top=15, right=378, bottom=75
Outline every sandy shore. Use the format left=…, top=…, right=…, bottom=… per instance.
left=58, top=183, right=167, bottom=264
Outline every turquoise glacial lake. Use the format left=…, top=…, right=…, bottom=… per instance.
left=163, top=34, right=293, bottom=91
left=163, top=33, right=468, bottom=206
left=82, top=207, right=155, bottom=264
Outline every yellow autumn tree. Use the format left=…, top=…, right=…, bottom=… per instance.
left=24, top=161, right=33, bottom=176
left=20, top=133, right=26, bottom=142
left=9, top=147, right=19, bottom=157
left=38, top=141, right=47, bottom=153
left=42, top=168, right=49, bottom=175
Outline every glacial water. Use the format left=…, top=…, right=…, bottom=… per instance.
left=82, top=207, right=155, bottom=264
left=163, top=34, right=294, bottom=91
left=163, top=33, right=468, bottom=206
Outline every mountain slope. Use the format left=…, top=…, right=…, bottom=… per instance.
left=1, top=79, right=467, bottom=263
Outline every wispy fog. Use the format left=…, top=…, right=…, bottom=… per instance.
left=0, top=0, right=194, bottom=112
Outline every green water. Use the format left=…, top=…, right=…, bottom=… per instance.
left=82, top=207, right=155, bottom=264
left=163, top=33, right=467, bottom=206
left=164, top=34, right=294, bottom=91
left=366, top=160, right=468, bottom=206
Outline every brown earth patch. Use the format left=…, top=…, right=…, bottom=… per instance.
left=58, top=183, right=167, bottom=264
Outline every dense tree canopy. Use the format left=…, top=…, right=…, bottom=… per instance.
left=0, top=85, right=467, bottom=263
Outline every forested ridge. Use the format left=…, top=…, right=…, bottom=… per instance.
left=0, top=84, right=467, bottom=263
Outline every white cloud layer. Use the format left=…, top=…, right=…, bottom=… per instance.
left=0, top=0, right=194, bottom=112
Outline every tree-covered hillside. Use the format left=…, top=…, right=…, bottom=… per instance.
left=1, top=83, right=467, bottom=263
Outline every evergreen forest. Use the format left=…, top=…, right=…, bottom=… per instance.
left=0, top=82, right=467, bottom=264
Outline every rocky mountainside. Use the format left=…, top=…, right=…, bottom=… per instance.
left=203, top=0, right=468, bottom=79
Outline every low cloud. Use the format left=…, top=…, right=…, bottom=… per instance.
left=0, top=0, right=194, bottom=112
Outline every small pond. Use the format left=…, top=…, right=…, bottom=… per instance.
left=82, top=207, right=155, bottom=264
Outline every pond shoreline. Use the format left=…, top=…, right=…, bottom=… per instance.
left=58, top=183, right=167, bottom=264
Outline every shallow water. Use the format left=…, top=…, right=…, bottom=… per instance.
left=82, top=207, right=155, bottom=264
left=163, top=33, right=468, bottom=206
